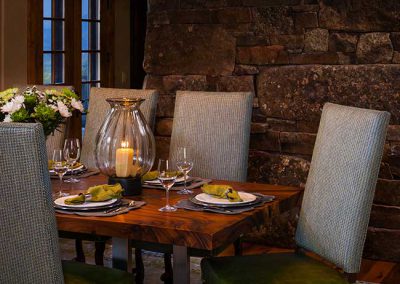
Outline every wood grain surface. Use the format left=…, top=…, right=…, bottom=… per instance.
left=54, top=175, right=302, bottom=251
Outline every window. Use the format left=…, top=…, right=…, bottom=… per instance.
left=81, top=0, right=100, bottom=111
left=43, top=0, right=65, bottom=85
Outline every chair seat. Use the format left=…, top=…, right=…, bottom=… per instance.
left=201, top=253, right=348, bottom=284
left=63, top=260, right=134, bottom=284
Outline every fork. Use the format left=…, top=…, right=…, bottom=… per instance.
left=104, top=200, right=136, bottom=214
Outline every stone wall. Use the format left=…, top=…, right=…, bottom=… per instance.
left=143, top=0, right=400, bottom=261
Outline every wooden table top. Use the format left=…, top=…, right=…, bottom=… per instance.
left=54, top=175, right=302, bottom=251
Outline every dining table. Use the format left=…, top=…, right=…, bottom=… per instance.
left=53, top=174, right=303, bottom=284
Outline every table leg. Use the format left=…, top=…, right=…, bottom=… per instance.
left=173, top=245, right=190, bottom=284
left=112, top=237, right=132, bottom=271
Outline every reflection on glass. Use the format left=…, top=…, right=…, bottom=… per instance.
left=82, top=53, right=89, bottom=81
left=43, top=54, right=52, bottom=84
left=54, top=0, right=64, bottom=18
left=82, top=22, right=89, bottom=50
left=54, top=20, right=64, bottom=51
left=54, top=54, right=64, bottom=84
left=43, top=20, right=52, bottom=51
left=82, top=0, right=89, bottom=19
left=90, top=53, right=99, bottom=81
left=90, top=0, right=100, bottom=20
left=43, top=0, right=52, bottom=18
left=90, top=22, right=100, bottom=50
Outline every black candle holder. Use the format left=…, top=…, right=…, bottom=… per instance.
left=108, top=176, right=142, bottom=196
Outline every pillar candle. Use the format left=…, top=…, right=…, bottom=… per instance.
left=116, top=145, right=134, bottom=178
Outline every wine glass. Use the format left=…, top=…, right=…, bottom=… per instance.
left=52, top=149, right=69, bottom=198
left=158, top=159, right=177, bottom=212
left=176, top=147, right=194, bottom=195
left=63, top=138, right=81, bottom=183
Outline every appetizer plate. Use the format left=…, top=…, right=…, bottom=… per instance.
left=54, top=195, right=119, bottom=209
left=194, top=192, right=257, bottom=205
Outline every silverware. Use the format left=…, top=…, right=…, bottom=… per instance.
left=104, top=200, right=136, bottom=214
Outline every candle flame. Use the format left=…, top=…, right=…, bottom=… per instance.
left=121, top=141, right=129, bottom=148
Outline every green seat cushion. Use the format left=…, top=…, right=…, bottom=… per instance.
left=201, top=253, right=348, bottom=284
left=63, top=260, right=134, bottom=284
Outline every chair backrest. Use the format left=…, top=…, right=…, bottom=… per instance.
left=0, top=123, right=64, bottom=283
left=15, top=85, right=74, bottom=158
left=80, top=87, right=158, bottom=168
left=295, top=103, right=390, bottom=273
left=169, top=91, right=253, bottom=182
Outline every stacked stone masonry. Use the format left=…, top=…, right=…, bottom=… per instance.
left=144, top=0, right=400, bottom=261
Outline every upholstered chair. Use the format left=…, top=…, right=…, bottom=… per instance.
left=80, top=87, right=158, bottom=169
left=201, top=103, right=390, bottom=283
left=141, top=91, right=253, bottom=283
left=170, top=91, right=254, bottom=182
left=14, top=84, right=74, bottom=158
left=0, top=123, right=134, bottom=283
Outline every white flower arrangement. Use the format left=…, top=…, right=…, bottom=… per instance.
left=0, top=86, right=84, bottom=136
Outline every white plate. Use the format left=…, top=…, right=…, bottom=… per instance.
left=54, top=195, right=118, bottom=208
left=195, top=192, right=257, bottom=205
left=144, top=176, right=187, bottom=185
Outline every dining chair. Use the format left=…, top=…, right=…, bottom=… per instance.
left=80, top=87, right=158, bottom=169
left=170, top=90, right=254, bottom=181
left=136, top=90, right=254, bottom=283
left=0, top=123, right=134, bottom=284
left=201, top=103, right=390, bottom=284
left=15, top=85, right=74, bottom=158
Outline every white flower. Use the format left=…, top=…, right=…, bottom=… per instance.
left=3, top=114, right=12, bottom=122
left=1, top=100, right=22, bottom=114
left=13, top=95, right=25, bottom=104
left=57, top=101, right=71, bottom=118
left=50, top=105, right=58, bottom=111
left=71, top=98, right=84, bottom=112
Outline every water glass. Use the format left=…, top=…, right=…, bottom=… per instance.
left=63, top=138, right=81, bottom=183
left=158, top=159, right=177, bottom=212
left=52, top=149, right=69, bottom=198
left=176, top=147, right=194, bottom=195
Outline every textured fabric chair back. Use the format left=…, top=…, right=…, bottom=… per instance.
left=0, top=123, right=64, bottom=283
left=80, top=87, right=158, bottom=168
left=295, top=103, right=390, bottom=273
left=14, top=85, right=74, bottom=158
left=169, top=91, right=253, bottom=182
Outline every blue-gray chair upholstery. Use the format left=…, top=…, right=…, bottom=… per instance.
left=170, top=91, right=254, bottom=182
left=201, top=103, right=390, bottom=283
left=81, top=87, right=158, bottom=169
left=0, top=123, right=134, bottom=284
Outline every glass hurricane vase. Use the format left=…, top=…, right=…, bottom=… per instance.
left=95, top=98, right=155, bottom=195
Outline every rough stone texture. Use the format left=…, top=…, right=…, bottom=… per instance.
left=387, top=125, right=400, bottom=141
left=391, top=32, right=400, bottom=51
left=375, top=179, right=400, bottom=207
left=319, top=0, right=400, bottom=32
left=257, top=65, right=400, bottom=124
left=155, top=118, right=173, bottom=136
left=393, top=51, right=400, bottom=64
left=251, top=122, right=269, bottom=134
left=280, top=132, right=316, bottom=155
left=233, top=65, right=259, bottom=75
left=211, top=7, right=253, bottom=24
left=248, top=151, right=310, bottom=187
left=266, top=118, right=297, bottom=132
left=289, top=52, right=339, bottom=64
left=210, top=76, right=255, bottom=92
left=144, top=75, right=208, bottom=95
left=269, top=35, right=304, bottom=53
left=294, top=12, right=318, bottom=31
left=236, top=35, right=270, bottom=46
left=364, top=228, right=400, bottom=262
left=155, top=95, right=175, bottom=118
left=370, top=204, right=400, bottom=230
left=304, top=28, right=329, bottom=52
left=155, top=136, right=170, bottom=161
left=237, top=45, right=289, bottom=65
left=329, top=32, right=358, bottom=52
left=250, top=131, right=280, bottom=152
left=356, top=33, right=393, bottom=64
left=253, top=7, right=295, bottom=35
left=144, top=25, right=236, bottom=75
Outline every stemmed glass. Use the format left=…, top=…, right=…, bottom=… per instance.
left=176, top=147, right=194, bottom=195
left=63, top=138, right=81, bottom=183
left=52, top=149, right=69, bottom=198
left=158, top=159, right=177, bottom=212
